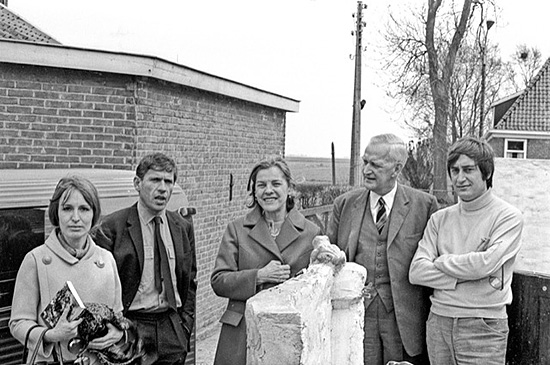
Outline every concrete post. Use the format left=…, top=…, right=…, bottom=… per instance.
left=246, top=264, right=334, bottom=365
left=245, top=262, right=367, bottom=365
left=331, top=263, right=367, bottom=365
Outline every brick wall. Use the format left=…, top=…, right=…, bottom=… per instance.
left=527, top=138, right=550, bottom=159
left=488, top=137, right=505, bottom=158
left=488, top=136, right=550, bottom=159
left=0, top=62, right=287, bottom=340
left=0, top=63, right=137, bottom=169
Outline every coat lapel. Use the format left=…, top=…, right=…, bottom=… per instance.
left=387, top=184, right=410, bottom=248
left=245, top=207, right=284, bottom=261
left=167, top=211, right=184, bottom=279
left=346, top=189, right=369, bottom=261
left=127, top=204, right=145, bottom=273
left=275, top=209, right=305, bottom=252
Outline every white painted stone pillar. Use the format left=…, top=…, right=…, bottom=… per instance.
left=331, top=263, right=367, bottom=365
left=246, top=264, right=334, bottom=365
left=245, top=237, right=366, bottom=365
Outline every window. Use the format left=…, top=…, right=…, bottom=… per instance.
left=0, top=208, right=45, bottom=309
left=505, top=139, right=527, bottom=159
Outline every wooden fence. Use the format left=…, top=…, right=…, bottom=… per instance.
left=301, top=205, right=333, bottom=235
left=507, top=270, right=550, bottom=364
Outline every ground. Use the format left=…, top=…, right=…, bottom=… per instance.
left=196, top=322, right=221, bottom=365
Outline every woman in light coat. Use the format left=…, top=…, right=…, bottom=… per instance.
left=10, top=176, right=125, bottom=364
left=211, top=157, right=320, bottom=365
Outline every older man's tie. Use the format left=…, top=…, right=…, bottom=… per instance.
left=153, top=216, right=177, bottom=309
left=376, top=197, right=387, bottom=234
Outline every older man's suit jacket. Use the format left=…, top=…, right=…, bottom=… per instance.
left=327, top=184, right=438, bottom=356
left=93, top=203, right=197, bottom=336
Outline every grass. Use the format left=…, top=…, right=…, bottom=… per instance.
left=286, top=156, right=350, bottom=185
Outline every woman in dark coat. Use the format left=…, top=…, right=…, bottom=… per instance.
left=211, top=157, right=320, bottom=365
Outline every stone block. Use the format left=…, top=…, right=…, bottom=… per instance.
left=331, top=263, right=366, bottom=365
left=246, top=264, right=334, bottom=365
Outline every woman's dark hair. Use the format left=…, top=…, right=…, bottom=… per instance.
left=136, top=152, right=178, bottom=183
left=48, top=175, right=102, bottom=227
left=246, top=157, right=295, bottom=211
left=447, top=136, right=495, bottom=188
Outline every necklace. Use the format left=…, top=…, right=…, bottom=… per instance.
left=267, top=220, right=283, bottom=238
left=264, top=214, right=285, bottom=238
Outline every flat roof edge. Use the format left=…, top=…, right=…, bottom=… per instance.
left=0, top=168, right=187, bottom=210
left=486, top=129, right=550, bottom=140
left=0, top=40, right=300, bottom=112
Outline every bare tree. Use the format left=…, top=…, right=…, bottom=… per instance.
left=382, top=1, right=474, bottom=200
left=381, top=1, right=519, bottom=197
left=505, top=44, right=543, bottom=92
left=450, top=38, right=512, bottom=138
left=383, top=3, right=433, bottom=138
left=426, top=0, right=474, bottom=201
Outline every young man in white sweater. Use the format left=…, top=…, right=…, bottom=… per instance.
left=409, top=136, right=523, bottom=365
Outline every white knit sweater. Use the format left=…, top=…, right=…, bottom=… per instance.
left=410, top=189, right=523, bottom=318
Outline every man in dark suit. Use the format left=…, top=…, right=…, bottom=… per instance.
left=327, top=134, right=438, bottom=365
left=93, top=153, right=197, bottom=365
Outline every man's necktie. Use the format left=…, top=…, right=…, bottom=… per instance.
left=375, top=197, right=387, bottom=234
left=153, top=216, right=177, bottom=309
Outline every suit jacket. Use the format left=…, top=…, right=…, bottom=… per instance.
left=211, top=206, right=320, bottom=365
left=92, top=203, right=197, bottom=336
left=326, top=184, right=438, bottom=356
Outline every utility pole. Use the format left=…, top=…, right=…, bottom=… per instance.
left=331, top=142, right=336, bottom=185
left=478, top=2, right=494, bottom=137
left=349, top=1, right=367, bottom=186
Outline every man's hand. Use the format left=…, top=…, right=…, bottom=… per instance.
left=257, top=260, right=290, bottom=285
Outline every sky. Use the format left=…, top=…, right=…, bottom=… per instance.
left=7, top=0, right=550, bottom=158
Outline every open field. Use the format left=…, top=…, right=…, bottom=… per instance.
left=286, top=156, right=350, bottom=185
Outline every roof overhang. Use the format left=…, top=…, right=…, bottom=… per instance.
left=490, top=91, right=524, bottom=108
left=486, top=129, right=550, bottom=141
left=0, top=168, right=188, bottom=213
left=0, top=39, right=300, bottom=112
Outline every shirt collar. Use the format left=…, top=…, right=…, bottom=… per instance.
left=369, top=183, right=398, bottom=212
left=137, top=201, right=167, bottom=225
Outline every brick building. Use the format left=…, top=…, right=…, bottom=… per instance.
left=486, top=57, right=550, bottom=159
left=0, top=3, right=300, bottom=363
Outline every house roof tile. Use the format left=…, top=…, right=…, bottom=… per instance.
left=0, top=3, right=60, bottom=44
left=495, top=57, right=550, bottom=132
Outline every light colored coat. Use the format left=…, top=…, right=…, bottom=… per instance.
left=326, top=184, right=438, bottom=357
left=9, top=230, right=122, bottom=364
left=211, top=206, right=320, bottom=365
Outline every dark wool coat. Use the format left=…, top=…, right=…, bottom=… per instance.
left=211, top=206, right=320, bottom=365
left=92, top=204, right=197, bottom=341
